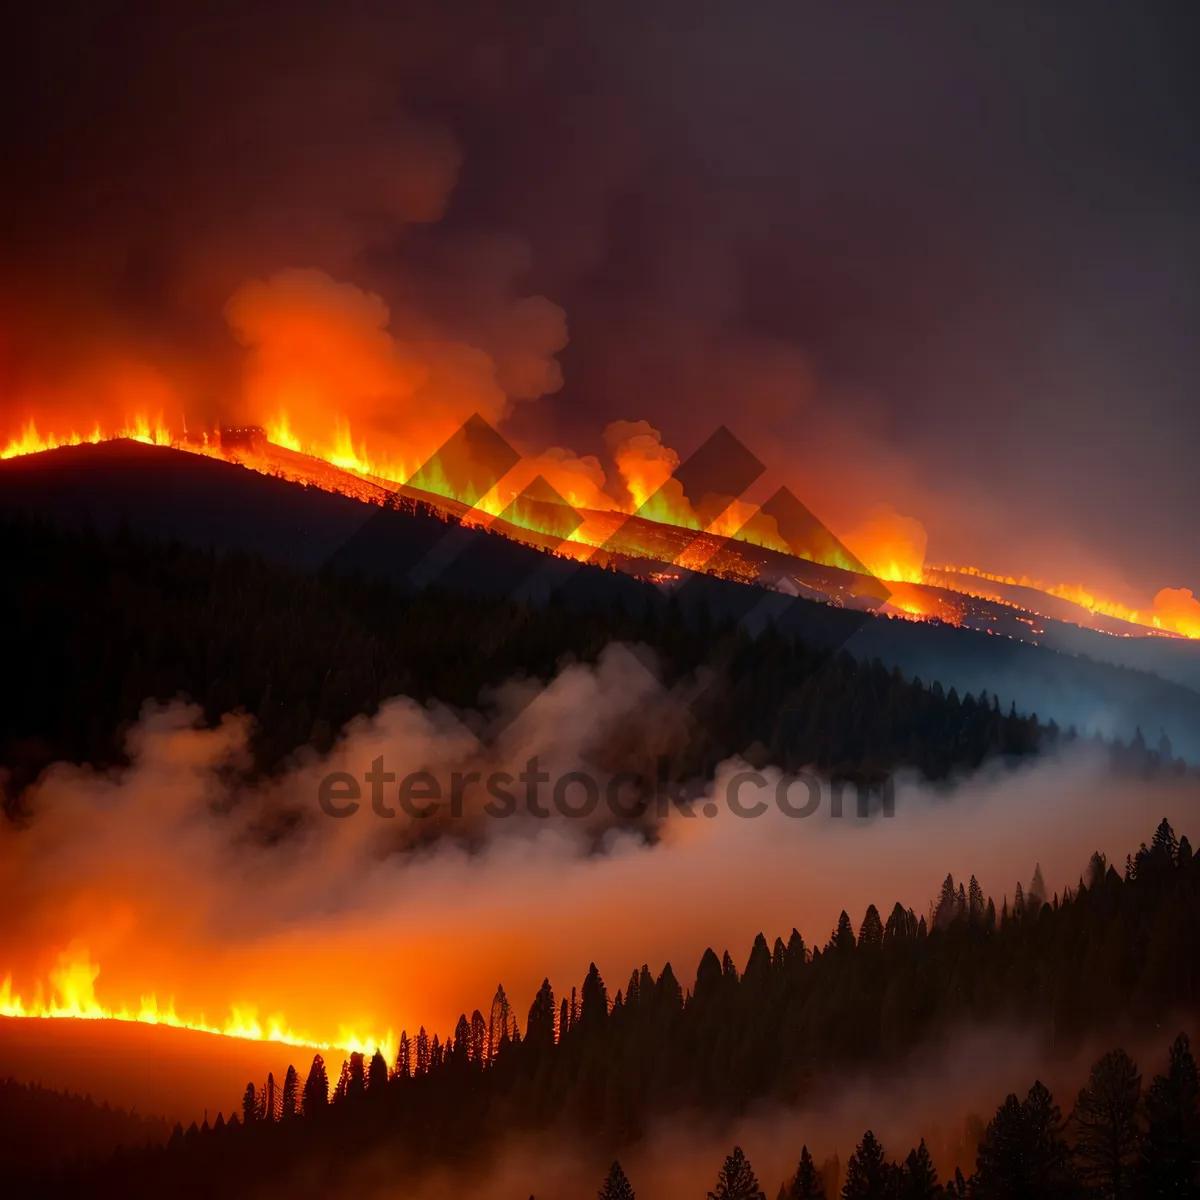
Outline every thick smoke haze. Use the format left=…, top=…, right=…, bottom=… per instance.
left=2, top=647, right=1196, bottom=1070
left=2, top=3, right=1199, bottom=603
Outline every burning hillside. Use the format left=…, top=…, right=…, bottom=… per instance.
left=3, top=413, right=1196, bottom=645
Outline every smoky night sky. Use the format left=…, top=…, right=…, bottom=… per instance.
left=2, top=1, right=1199, bottom=598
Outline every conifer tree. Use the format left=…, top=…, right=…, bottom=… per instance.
left=934, top=875, right=958, bottom=929
left=708, top=1146, right=765, bottom=1200
left=657, top=962, right=683, bottom=1011
left=367, top=1049, right=388, bottom=1091
left=469, top=1010, right=487, bottom=1062
left=280, top=1065, right=299, bottom=1119
left=1138, top=1032, right=1200, bottom=1196
left=841, top=1130, right=890, bottom=1198
left=967, top=876, right=985, bottom=924
left=786, top=1145, right=824, bottom=1198
left=346, top=1051, right=365, bottom=1099
left=832, top=911, right=856, bottom=951
left=858, top=905, right=884, bottom=951
left=1072, top=1048, right=1141, bottom=1197
left=1150, top=817, right=1179, bottom=863
left=974, top=1082, right=1074, bottom=1199
left=696, top=949, right=725, bottom=1004
left=302, top=1053, right=328, bottom=1115
left=395, top=1031, right=411, bottom=1079
left=241, top=1083, right=257, bottom=1126
left=488, top=984, right=511, bottom=1062
left=332, top=1059, right=351, bottom=1103
left=902, top=1139, right=941, bottom=1198
left=580, top=963, right=610, bottom=1028
left=598, top=1159, right=636, bottom=1200
left=453, top=1014, right=471, bottom=1064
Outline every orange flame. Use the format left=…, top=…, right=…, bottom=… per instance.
left=1, top=411, right=1197, bottom=640
left=0, top=946, right=395, bottom=1061
left=1, top=414, right=175, bottom=459
left=931, top=565, right=1200, bottom=639
left=840, top=504, right=928, bottom=584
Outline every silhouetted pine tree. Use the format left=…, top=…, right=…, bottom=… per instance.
left=934, top=875, right=958, bottom=929
left=785, top=1145, right=824, bottom=1198
left=487, top=984, right=512, bottom=1062
left=944, top=1167, right=968, bottom=1199
left=967, top=876, right=985, bottom=924
left=345, top=1051, right=365, bottom=1099
left=241, top=1083, right=257, bottom=1126
left=1071, top=1048, right=1141, bottom=1197
left=394, top=1031, right=411, bottom=1079
left=580, top=963, right=609, bottom=1029
left=280, top=1065, right=299, bottom=1119
left=1138, top=1032, right=1200, bottom=1196
left=974, top=1082, right=1074, bottom=1199
left=302, top=1054, right=328, bottom=1115
left=831, top=912, right=856, bottom=952
left=708, top=1146, right=765, bottom=1200
left=367, top=1049, right=388, bottom=1091
left=332, top=1059, right=351, bottom=1103
left=902, top=1140, right=941, bottom=1199
left=841, top=1130, right=891, bottom=1198
left=598, top=1159, right=636, bottom=1199
left=469, top=1011, right=487, bottom=1062
left=527, top=979, right=556, bottom=1053
left=858, top=905, right=884, bottom=951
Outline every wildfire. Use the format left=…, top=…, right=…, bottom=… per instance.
left=881, top=580, right=964, bottom=626
left=2, top=410, right=1198, bottom=641
left=0, top=415, right=176, bottom=459
left=931, top=565, right=1200, bottom=640
left=1, top=948, right=395, bottom=1062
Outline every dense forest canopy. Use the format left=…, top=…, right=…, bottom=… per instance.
left=0, top=513, right=1108, bottom=812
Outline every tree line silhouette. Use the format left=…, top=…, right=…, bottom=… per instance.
left=22, top=819, right=1198, bottom=1197
left=593, top=1031, right=1199, bottom=1198
left=3, top=514, right=1188, bottom=814
left=0, top=1078, right=170, bottom=1173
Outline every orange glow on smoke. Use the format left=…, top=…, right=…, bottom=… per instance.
left=840, top=505, right=928, bottom=584
left=0, top=946, right=394, bottom=1061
